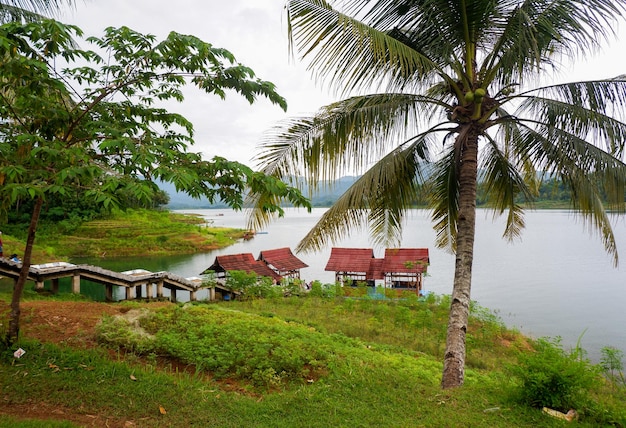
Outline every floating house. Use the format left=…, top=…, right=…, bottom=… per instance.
left=257, top=247, right=308, bottom=279
left=325, top=247, right=429, bottom=293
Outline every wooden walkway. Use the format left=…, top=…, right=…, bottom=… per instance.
left=0, top=258, right=232, bottom=302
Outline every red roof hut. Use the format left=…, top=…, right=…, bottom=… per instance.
left=204, top=253, right=281, bottom=282
left=382, top=248, right=429, bottom=291
left=324, top=247, right=378, bottom=286
left=257, top=247, right=308, bottom=279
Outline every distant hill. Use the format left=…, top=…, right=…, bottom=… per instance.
left=162, top=176, right=359, bottom=209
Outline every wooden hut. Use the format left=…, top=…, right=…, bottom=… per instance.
left=382, top=248, right=429, bottom=292
left=324, top=247, right=377, bottom=286
left=257, top=247, right=308, bottom=279
left=203, top=253, right=281, bottom=283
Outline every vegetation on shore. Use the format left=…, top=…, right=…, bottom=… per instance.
left=4, top=209, right=246, bottom=262
left=0, top=292, right=624, bottom=427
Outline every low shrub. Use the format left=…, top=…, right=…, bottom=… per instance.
left=509, top=337, right=601, bottom=412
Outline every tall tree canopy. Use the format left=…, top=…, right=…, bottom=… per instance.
left=0, top=20, right=310, bottom=345
left=250, top=0, right=626, bottom=388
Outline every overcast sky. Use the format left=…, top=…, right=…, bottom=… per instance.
left=60, top=1, right=626, bottom=168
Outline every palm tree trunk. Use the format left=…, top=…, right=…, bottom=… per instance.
left=4, top=196, right=43, bottom=346
left=441, top=129, right=479, bottom=389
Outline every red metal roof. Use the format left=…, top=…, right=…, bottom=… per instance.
left=325, top=247, right=429, bottom=278
left=258, top=247, right=308, bottom=271
left=206, top=253, right=280, bottom=280
left=324, top=248, right=375, bottom=273
left=383, top=248, right=429, bottom=273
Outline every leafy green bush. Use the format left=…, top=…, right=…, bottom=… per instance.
left=509, top=337, right=601, bottom=411
left=308, top=280, right=341, bottom=298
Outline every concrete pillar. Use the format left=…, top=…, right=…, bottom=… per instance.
left=126, top=286, right=134, bottom=300
left=71, top=275, right=80, bottom=294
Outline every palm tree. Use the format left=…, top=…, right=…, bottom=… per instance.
left=0, top=0, right=79, bottom=22
left=249, top=0, right=626, bottom=388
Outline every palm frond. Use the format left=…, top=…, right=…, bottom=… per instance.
left=287, top=0, right=441, bottom=95
left=255, top=93, right=447, bottom=182
left=517, top=78, right=626, bottom=158
left=509, top=121, right=626, bottom=264
left=484, top=0, right=626, bottom=86
left=0, top=1, right=77, bottom=23
left=295, top=136, right=432, bottom=252
left=429, top=146, right=459, bottom=252
left=480, top=132, right=535, bottom=242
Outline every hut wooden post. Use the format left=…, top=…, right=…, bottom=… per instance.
left=146, top=283, right=154, bottom=300
left=156, top=280, right=164, bottom=298
left=190, top=290, right=197, bottom=301
left=125, top=286, right=134, bottom=300
left=35, top=280, right=44, bottom=291
left=209, top=287, right=215, bottom=301
left=170, top=288, right=177, bottom=303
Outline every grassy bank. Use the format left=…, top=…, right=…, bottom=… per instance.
left=1, top=294, right=624, bottom=427
left=6, top=209, right=246, bottom=261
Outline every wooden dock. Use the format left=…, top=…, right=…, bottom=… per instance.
left=0, top=258, right=232, bottom=302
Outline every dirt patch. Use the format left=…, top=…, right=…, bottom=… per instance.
left=0, top=300, right=173, bottom=427
left=14, top=300, right=126, bottom=346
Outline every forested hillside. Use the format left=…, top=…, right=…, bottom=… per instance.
left=164, top=176, right=575, bottom=209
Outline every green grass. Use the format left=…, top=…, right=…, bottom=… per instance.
left=1, top=295, right=624, bottom=427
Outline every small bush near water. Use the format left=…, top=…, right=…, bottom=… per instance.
left=509, top=337, right=601, bottom=410
left=509, top=337, right=626, bottom=425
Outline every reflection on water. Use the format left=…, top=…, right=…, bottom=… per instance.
left=2, top=207, right=625, bottom=361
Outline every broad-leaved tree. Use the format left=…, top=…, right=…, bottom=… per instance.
left=0, top=20, right=310, bottom=345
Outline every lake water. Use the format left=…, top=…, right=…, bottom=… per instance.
left=171, top=208, right=626, bottom=361
left=3, top=207, right=625, bottom=361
